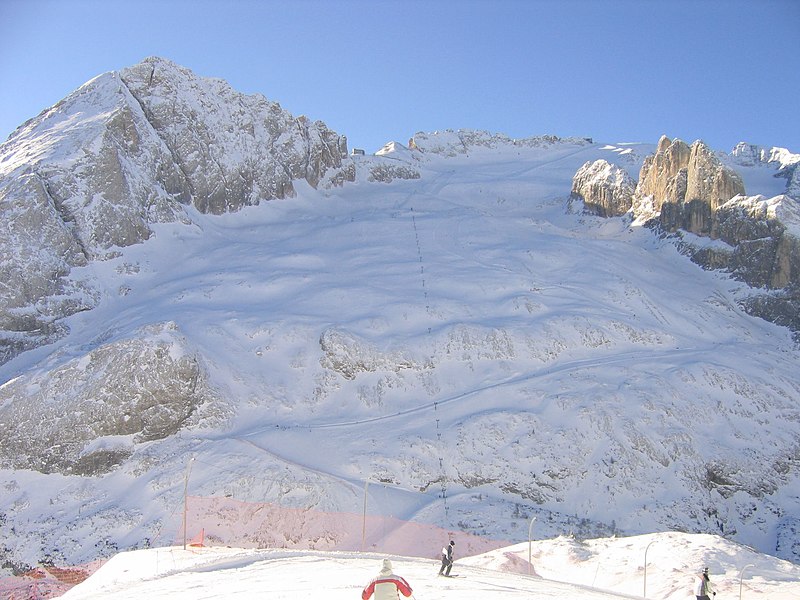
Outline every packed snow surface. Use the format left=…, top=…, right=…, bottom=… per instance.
left=61, top=532, right=800, bottom=600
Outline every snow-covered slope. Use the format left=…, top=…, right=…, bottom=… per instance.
left=54, top=533, right=800, bottom=600
left=0, top=56, right=351, bottom=364
left=0, top=60, right=799, bottom=580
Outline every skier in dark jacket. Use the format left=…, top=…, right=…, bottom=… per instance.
left=438, top=540, right=455, bottom=576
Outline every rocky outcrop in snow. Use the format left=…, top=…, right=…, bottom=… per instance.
left=0, top=322, right=222, bottom=476
left=730, top=141, right=800, bottom=200
left=570, top=159, right=636, bottom=217
left=635, top=136, right=745, bottom=234
left=573, top=135, right=800, bottom=337
left=119, top=58, right=352, bottom=213
left=0, top=57, right=354, bottom=365
left=319, top=328, right=422, bottom=382
left=408, top=129, right=592, bottom=157
left=709, top=195, right=800, bottom=289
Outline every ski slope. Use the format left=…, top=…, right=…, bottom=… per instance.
left=61, top=532, right=800, bottom=600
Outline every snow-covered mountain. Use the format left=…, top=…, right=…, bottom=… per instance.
left=0, top=56, right=351, bottom=364
left=1, top=58, right=799, bottom=584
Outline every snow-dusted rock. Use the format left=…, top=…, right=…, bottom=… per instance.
left=571, top=159, right=637, bottom=217
left=0, top=322, right=222, bottom=475
left=0, top=170, right=95, bottom=363
left=367, top=162, right=421, bottom=183
left=729, top=141, right=800, bottom=200
left=319, top=328, right=421, bottom=381
left=586, top=136, right=800, bottom=336
left=119, top=57, right=352, bottom=213
left=408, top=129, right=591, bottom=157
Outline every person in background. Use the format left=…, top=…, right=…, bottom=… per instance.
left=362, top=558, right=413, bottom=600
left=438, top=540, right=455, bottom=576
left=694, top=567, right=716, bottom=600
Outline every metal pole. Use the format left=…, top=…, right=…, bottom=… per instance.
left=182, top=456, right=195, bottom=550
left=528, top=516, right=537, bottom=575
left=362, top=479, right=369, bottom=552
left=643, top=540, right=654, bottom=598
left=739, top=563, right=754, bottom=600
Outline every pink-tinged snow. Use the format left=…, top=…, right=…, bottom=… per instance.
left=179, top=495, right=508, bottom=558
left=60, top=532, right=800, bottom=600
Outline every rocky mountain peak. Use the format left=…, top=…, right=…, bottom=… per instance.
left=118, top=56, right=353, bottom=213
left=570, top=159, right=636, bottom=217
left=0, top=57, right=355, bottom=365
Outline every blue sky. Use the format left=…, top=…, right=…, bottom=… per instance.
left=1, top=0, right=798, bottom=154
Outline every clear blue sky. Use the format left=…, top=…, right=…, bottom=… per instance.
left=1, top=0, right=798, bottom=154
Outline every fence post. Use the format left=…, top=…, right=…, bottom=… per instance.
left=182, top=456, right=195, bottom=550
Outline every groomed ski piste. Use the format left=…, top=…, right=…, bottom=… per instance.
left=61, top=532, right=800, bottom=599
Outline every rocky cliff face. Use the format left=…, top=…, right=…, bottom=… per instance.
left=571, top=135, right=800, bottom=338
left=118, top=58, right=352, bottom=214
left=0, top=57, right=354, bottom=366
left=635, top=135, right=746, bottom=235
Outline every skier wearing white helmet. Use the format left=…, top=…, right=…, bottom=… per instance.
left=362, top=558, right=413, bottom=600
left=694, top=567, right=716, bottom=600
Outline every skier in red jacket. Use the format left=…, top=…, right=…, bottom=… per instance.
left=362, top=558, right=413, bottom=600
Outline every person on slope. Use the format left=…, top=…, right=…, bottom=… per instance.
left=694, top=567, right=716, bottom=600
left=362, top=558, right=413, bottom=600
left=438, top=540, right=455, bottom=576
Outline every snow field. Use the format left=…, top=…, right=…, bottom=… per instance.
left=60, top=532, right=800, bottom=600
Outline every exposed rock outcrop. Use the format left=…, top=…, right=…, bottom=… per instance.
left=573, top=135, right=800, bottom=338
left=730, top=142, right=800, bottom=200
left=367, top=163, right=421, bottom=183
left=697, top=194, right=800, bottom=334
left=712, top=195, right=800, bottom=289
left=119, top=58, right=351, bottom=214
left=0, top=171, right=96, bottom=363
left=319, top=328, right=420, bottom=381
left=0, top=322, right=222, bottom=475
left=570, top=159, right=637, bottom=217
left=636, top=136, right=745, bottom=235
left=408, top=129, right=592, bottom=156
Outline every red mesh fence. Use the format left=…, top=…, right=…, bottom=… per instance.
left=1, top=495, right=508, bottom=596
left=174, top=495, right=509, bottom=559
left=0, top=561, right=104, bottom=599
